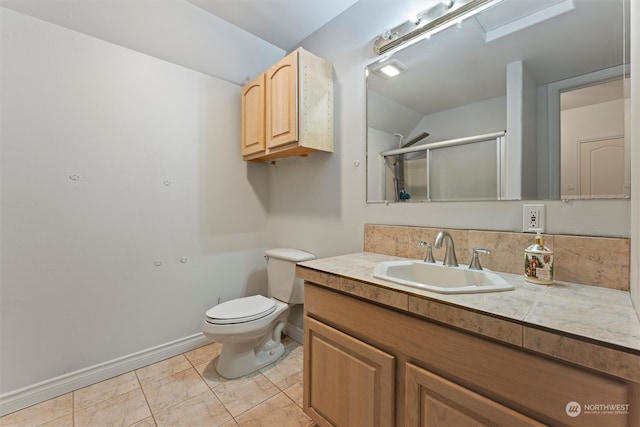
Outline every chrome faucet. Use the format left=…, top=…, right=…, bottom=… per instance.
left=434, top=231, right=458, bottom=267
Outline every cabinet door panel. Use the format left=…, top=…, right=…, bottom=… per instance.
left=266, top=52, right=298, bottom=148
left=304, top=317, right=395, bottom=427
left=406, top=363, right=546, bottom=427
left=241, top=74, right=265, bottom=156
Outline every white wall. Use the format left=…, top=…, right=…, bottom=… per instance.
left=0, top=8, right=270, bottom=395
left=366, top=90, right=423, bottom=138
left=412, top=96, right=507, bottom=143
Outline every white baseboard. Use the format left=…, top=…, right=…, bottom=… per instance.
left=0, top=333, right=213, bottom=416
left=284, top=322, right=304, bottom=344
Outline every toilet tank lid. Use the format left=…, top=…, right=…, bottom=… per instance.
left=266, top=248, right=315, bottom=262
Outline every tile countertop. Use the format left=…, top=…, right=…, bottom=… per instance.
left=297, top=252, right=640, bottom=382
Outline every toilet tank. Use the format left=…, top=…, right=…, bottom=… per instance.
left=266, top=248, right=315, bottom=304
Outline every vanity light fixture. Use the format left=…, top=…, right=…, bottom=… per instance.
left=373, top=0, right=505, bottom=55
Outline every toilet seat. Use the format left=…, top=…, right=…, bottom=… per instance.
left=205, top=295, right=277, bottom=324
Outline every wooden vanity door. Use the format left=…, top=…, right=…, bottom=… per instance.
left=304, top=317, right=395, bottom=427
left=405, top=363, right=546, bottom=427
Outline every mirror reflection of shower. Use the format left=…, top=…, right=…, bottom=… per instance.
left=380, top=131, right=506, bottom=202
left=386, top=132, right=429, bottom=201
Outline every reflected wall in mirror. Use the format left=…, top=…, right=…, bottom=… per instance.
left=366, top=0, right=631, bottom=203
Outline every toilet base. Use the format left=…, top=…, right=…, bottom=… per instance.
left=215, top=319, right=287, bottom=379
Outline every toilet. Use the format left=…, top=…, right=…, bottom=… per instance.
left=201, top=248, right=315, bottom=379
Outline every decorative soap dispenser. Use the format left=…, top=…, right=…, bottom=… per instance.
left=524, top=231, right=554, bottom=284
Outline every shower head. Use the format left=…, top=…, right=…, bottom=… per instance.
left=401, top=131, right=429, bottom=148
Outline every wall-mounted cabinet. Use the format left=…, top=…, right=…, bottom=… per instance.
left=241, top=47, right=333, bottom=162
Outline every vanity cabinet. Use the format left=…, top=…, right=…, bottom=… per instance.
left=241, top=47, right=333, bottom=162
left=303, top=283, right=633, bottom=427
left=304, top=317, right=395, bottom=426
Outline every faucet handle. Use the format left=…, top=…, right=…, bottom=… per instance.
left=418, top=240, right=436, bottom=263
left=469, top=248, right=491, bottom=270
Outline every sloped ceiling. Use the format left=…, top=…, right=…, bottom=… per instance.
left=0, top=0, right=292, bottom=84
left=0, top=0, right=361, bottom=84
left=187, top=0, right=360, bottom=51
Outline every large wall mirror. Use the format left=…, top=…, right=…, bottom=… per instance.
left=366, top=0, right=630, bottom=203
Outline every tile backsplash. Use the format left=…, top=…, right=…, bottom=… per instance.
left=364, top=224, right=630, bottom=291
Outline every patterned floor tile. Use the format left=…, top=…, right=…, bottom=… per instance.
left=234, top=393, right=313, bottom=427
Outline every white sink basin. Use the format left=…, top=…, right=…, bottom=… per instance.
left=373, top=260, right=514, bottom=294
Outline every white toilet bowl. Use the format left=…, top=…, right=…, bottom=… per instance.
left=202, top=295, right=291, bottom=379
left=201, top=248, right=315, bottom=379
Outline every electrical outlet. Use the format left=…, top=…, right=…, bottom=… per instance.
left=523, top=204, right=545, bottom=232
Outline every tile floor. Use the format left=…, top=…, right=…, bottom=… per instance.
left=1, top=338, right=315, bottom=427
